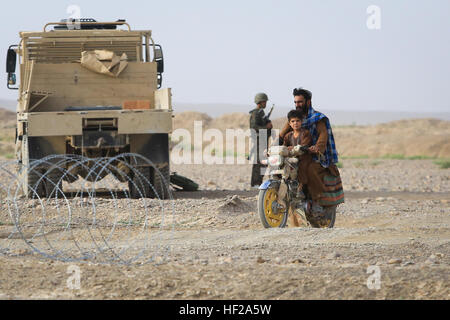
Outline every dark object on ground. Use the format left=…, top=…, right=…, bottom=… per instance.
left=170, top=172, right=199, bottom=191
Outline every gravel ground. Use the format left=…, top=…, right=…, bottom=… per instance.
left=171, top=159, right=450, bottom=193
left=0, top=159, right=449, bottom=299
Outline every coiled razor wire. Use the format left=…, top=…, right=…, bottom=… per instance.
left=0, top=153, right=174, bottom=265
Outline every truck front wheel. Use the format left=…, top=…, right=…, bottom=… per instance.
left=128, top=165, right=170, bottom=199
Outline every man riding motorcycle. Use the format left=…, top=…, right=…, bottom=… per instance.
left=279, top=88, right=344, bottom=215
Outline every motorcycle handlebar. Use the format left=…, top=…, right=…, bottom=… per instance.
left=300, top=146, right=310, bottom=153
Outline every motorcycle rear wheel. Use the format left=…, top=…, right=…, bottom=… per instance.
left=258, top=187, right=288, bottom=228
left=307, top=205, right=337, bottom=228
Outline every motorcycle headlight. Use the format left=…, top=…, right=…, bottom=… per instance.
left=268, top=155, right=282, bottom=167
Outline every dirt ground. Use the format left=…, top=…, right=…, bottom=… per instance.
left=0, top=159, right=449, bottom=300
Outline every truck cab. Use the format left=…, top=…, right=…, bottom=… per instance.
left=6, top=19, right=173, bottom=198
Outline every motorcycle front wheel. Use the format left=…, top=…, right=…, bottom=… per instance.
left=258, top=187, right=288, bottom=228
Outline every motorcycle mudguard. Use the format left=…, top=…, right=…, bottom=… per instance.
left=259, top=180, right=279, bottom=190
left=259, top=180, right=271, bottom=190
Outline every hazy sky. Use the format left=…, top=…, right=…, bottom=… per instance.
left=1, top=0, right=449, bottom=112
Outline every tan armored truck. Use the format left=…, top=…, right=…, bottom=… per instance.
left=6, top=19, right=173, bottom=198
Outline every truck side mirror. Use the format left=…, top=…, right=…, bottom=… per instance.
left=6, top=48, right=17, bottom=73
left=6, top=47, right=18, bottom=89
left=154, top=47, right=164, bottom=73
left=157, top=59, right=164, bottom=74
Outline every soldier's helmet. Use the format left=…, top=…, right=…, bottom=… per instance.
left=254, top=92, right=269, bottom=104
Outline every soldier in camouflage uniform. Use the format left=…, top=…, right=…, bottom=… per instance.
left=249, top=93, right=273, bottom=187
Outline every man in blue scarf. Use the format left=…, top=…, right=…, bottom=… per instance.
left=279, top=88, right=343, bottom=213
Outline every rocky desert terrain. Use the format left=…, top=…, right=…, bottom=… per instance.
left=0, top=108, right=449, bottom=300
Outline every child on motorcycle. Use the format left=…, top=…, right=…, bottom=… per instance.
left=282, top=109, right=313, bottom=199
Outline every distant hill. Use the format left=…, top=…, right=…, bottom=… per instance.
left=0, top=106, right=449, bottom=158
left=0, top=107, right=15, bottom=158
left=0, top=99, right=16, bottom=112
left=173, top=103, right=450, bottom=126
left=173, top=111, right=450, bottom=158
left=1, top=97, right=449, bottom=125
left=334, top=118, right=450, bottom=159
left=0, top=107, right=15, bottom=123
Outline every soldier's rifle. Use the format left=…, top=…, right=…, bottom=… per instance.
left=263, top=104, right=275, bottom=122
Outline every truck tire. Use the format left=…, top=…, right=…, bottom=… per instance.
left=27, top=169, right=46, bottom=199
left=44, top=168, right=64, bottom=198
left=128, top=165, right=170, bottom=199
left=129, top=167, right=153, bottom=199
left=153, top=165, right=170, bottom=199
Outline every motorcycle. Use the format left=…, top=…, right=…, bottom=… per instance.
left=258, top=145, right=337, bottom=228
